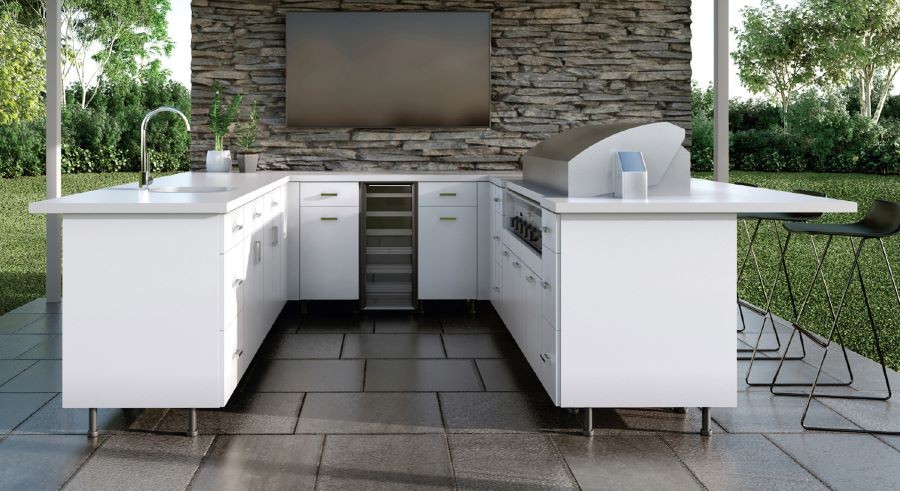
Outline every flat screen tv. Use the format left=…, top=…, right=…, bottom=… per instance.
left=286, top=12, right=491, bottom=128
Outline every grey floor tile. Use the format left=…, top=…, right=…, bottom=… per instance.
left=440, top=313, right=505, bottom=333
left=188, top=434, right=322, bottom=490
left=64, top=433, right=213, bottom=491
left=14, top=394, right=162, bottom=434
left=450, top=433, right=578, bottom=490
left=553, top=434, right=702, bottom=491
left=16, top=336, right=62, bottom=360
left=374, top=313, right=442, bottom=333
left=588, top=408, right=727, bottom=436
left=342, top=334, right=444, bottom=359
left=0, top=360, right=61, bottom=392
left=8, top=299, right=61, bottom=315
left=252, top=360, right=364, bottom=392
left=16, top=315, right=62, bottom=335
left=260, top=333, right=343, bottom=359
left=440, top=392, right=575, bottom=433
left=0, top=360, right=35, bottom=386
left=442, top=334, right=515, bottom=358
left=738, top=359, right=844, bottom=392
left=0, top=335, right=47, bottom=359
left=768, top=433, right=900, bottom=490
left=294, top=315, right=375, bottom=334
left=366, top=360, right=482, bottom=392
left=0, top=435, right=104, bottom=491
left=474, top=358, right=542, bottom=392
left=818, top=396, right=900, bottom=434
left=664, top=433, right=826, bottom=490
left=297, top=393, right=442, bottom=434
left=713, top=391, right=859, bottom=433
left=156, top=392, right=304, bottom=434
left=0, top=313, right=43, bottom=334
left=0, top=393, right=55, bottom=433
left=317, top=434, right=454, bottom=490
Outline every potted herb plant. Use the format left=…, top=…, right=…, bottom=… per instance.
left=236, top=100, right=262, bottom=173
left=206, top=81, right=243, bottom=172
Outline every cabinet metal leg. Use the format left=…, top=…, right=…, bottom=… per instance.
left=467, top=299, right=476, bottom=315
left=87, top=408, right=98, bottom=439
left=701, top=407, right=711, bottom=436
left=187, top=408, right=198, bottom=437
left=582, top=408, right=593, bottom=436
left=299, top=301, right=308, bottom=315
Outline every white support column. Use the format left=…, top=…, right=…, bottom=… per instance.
left=713, top=0, right=729, bottom=183
left=45, top=0, right=63, bottom=303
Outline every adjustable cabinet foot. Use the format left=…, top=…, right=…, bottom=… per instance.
left=672, top=407, right=687, bottom=415
left=187, top=408, right=198, bottom=437
left=701, top=407, right=711, bottom=436
left=299, top=301, right=308, bottom=315
left=582, top=408, right=593, bottom=436
left=87, top=408, right=98, bottom=439
left=467, top=299, right=476, bottom=315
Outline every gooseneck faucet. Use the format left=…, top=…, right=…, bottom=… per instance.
left=140, top=107, right=191, bottom=189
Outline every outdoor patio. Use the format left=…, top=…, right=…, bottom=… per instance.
left=1, top=299, right=899, bottom=490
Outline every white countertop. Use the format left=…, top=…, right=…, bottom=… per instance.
left=29, top=171, right=858, bottom=215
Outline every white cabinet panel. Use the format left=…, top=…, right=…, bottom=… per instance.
left=300, top=206, right=359, bottom=300
left=522, top=263, right=543, bottom=375
left=541, top=248, right=559, bottom=330
left=477, top=182, right=492, bottom=300
left=539, top=317, right=559, bottom=405
left=223, top=207, right=246, bottom=253
left=221, top=317, right=239, bottom=405
left=286, top=182, right=301, bottom=300
left=418, top=182, right=477, bottom=207
left=223, top=240, right=245, bottom=328
left=542, top=211, right=560, bottom=253
left=300, top=182, right=359, bottom=207
left=245, top=196, right=267, bottom=234
left=417, top=206, right=477, bottom=299
left=490, top=182, right=504, bottom=215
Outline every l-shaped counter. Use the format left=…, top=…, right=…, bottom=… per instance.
left=30, top=171, right=857, bottom=418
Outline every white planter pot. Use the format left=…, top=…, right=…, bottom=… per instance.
left=238, top=154, right=259, bottom=173
left=206, top=150, right=232, bottom=173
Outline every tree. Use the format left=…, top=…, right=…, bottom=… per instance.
left=0, top=10, right=45, bottom=124
left=807, top=0, right=900, bottom=124
left=731, top=0, right=818, bottom=126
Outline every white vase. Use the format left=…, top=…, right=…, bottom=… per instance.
left=206, top=150, right=232, bottom=172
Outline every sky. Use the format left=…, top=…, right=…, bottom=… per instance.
left=162, top=0, right=896, bottom=99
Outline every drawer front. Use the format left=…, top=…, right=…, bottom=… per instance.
left=540, top=317, right=560, bottom=405
left=542, top=211, right=560, bottom=253
left=245, top=197, right=267, bottom=233
left=221, top=317, right=239, bottom=405
left=418, top=206, right=478, bottom=299
left=490, top=183, right=504, bottom=214
left=300, top=206, right=360, bottom=300
left=223, top=206, right=246, bottom=252
left=300, top=182, right=359, bottom=207
left=418, top=182, right=477, bottom=207
left=223, top=240, right=246, bottom=326
left=541, top=247, right=559, bottom=329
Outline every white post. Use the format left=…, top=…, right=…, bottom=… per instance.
left=46, top=0, right=63, bottom=303
left=713, top=0, right=729, bottom=183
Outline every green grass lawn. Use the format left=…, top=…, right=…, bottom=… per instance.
left=1, top=171, right=899, bottom=368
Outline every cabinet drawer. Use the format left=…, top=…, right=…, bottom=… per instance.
left=221, top=318, right=239, bottom=405
left=541, top=248, right=559, bottom=329
left=300, top=182, right=359, bottom=207
left=300, top=207, right=359, bottom=300
left=223, top=240, right=246, bottom=326
left=539, top=317, right=559, bottom=405
left=245, top=197, right=267, bottom=233
left=418, top=206, right=477, bottom=299
left=542, top=211, right=560, bottom=253
left=223, top=206, right=246, bottom=252
left=490, top=183, right=504, bottom=214
left=418, top=182, right=477, bottom=207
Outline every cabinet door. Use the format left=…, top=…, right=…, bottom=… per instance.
left=264, top=189, right=285, bottom=326
left=501, top=248, right=523, bottom=347
left=418, top=206, right=477, bottom=299
left=223, top=240, right=245, bottom=329
left=300, top=206, right=359, bottom=300
left=245, top=234, right=266, bottom=360
left=523, top=264, right=544, bottom=375
left=539, top=317, right=559, bottom=405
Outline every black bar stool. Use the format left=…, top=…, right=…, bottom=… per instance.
left=735, top=184, right=827, bottom=364
left=769, top=199, right=900, bottom=435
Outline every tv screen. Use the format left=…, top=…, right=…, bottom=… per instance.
left=285, top=12, right=491, bottom=128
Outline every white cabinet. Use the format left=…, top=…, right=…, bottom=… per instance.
left=300, top=182, right=359, bottom=207
left=418, top=182, right=477, bottom=207
left=521, top=263, right=543, bottom=375
left=300, top=206, right=359, bottom=300
left=539, top=318, right=559, bottom=404
left=418, top=206, right=478, bottom=299
left=264, top=188, right=286, bottom=327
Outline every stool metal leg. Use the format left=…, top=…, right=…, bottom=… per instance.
left=737, top=219, right=765, bottom=333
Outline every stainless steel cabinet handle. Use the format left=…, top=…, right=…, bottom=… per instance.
left=502, top=251, right=509, bottom=257
left=272, top=226, right=279, bottom=246
left=542, top=226, right=551, bottom=234
left=492, top=235, right=500, bottom=241
left=271, top=201, right=279, bottom=207
left=320, top=217, right=338, bottom=221
left=232, top=224, right=243, bottom=232
left=255, top=241, right=261, bottom=264
left=493, top=197, right=501, bottom=202
left=233, top=349, right=244, bottom=359
left=440, top=217, right=457, bottom=221
left=439, top=192, right=457, bottom=197
left=512, top=261, right=521, bottom=268
left=541, top=281, right=551, bottom=290
left=320, top=192, right=338, bottom=197
left=526, top=275, right=536, bottom=283
left=232, top=278, right=244, bottom=288
left=540, top=353, right=550, bottom=363
left=492, top=286, right=500, bottom=292
left=253, top=212, right=262, bottom=219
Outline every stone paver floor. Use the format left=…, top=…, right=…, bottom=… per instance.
left=1, top=298, right=899, bottom=490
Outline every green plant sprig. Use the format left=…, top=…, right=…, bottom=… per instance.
left=236, top=100, right=261, bottom=153
left=208, top=81, right=243, bottom=152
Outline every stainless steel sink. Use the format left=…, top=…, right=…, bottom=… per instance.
left=149, top=186, right=235, bottom=193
